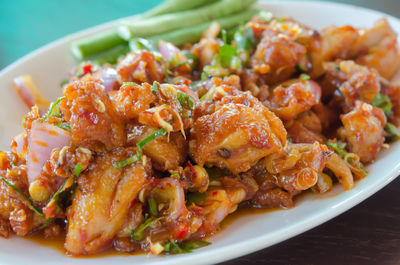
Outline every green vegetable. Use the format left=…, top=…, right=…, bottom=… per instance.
left=300, top=73, right=311, bottom=80
left=326, top=141, right=347, bottom=158
left=287, top=137, right=293, bottom=143
left=142, top=0, right=218, bottom=18
left=163, top=240, right=211, bottom=254
left=148, top=198, right=158, bottom=216
left=372, top=93, right=393, bottom=117
left=136, top=128, right=167, bottom=150
left=92, top=43, right=130, bottom=65
left=0, top=177, right=43, bottom=216
left=186, top=192, right=207, bottom=206
left=217, top=44, right=237, bottom=68
left=384, top=122, right=400, bottom=142
left=152, top=81, right=160, bottom=94
left=71, top=30, right=127, bottom=60
left=73, top=164, right=84, bottom=177
left=147, top=9, right=259, bottom=46
left=39, top=96, right=65, bottom=121
left=118, top=0, right=256, bottom=40
left=39, top=217, right=55, bottom=230
left=234, top=25, right=256, bottom=52
left=177, top=91, right=195, bottom=110
left=113, top=154, right=140, bottom=168
left=55, top=122, right=71, bottom=132
left=131, top=215, right=163, bottom=241
left=129, top=38, right=158, bottom=53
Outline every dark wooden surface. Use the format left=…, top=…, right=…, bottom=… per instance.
left=220, top=177, right=400, bottom=265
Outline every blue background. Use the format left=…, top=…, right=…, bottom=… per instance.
left=0, top=0, right=399, bottom=69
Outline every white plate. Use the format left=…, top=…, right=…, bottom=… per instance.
left=0, top=1, right=400, bottom=264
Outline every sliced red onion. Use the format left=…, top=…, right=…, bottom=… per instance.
left=27, top=121, right=72, bottom=184
left=151, top=178, right=185, bottom=222
left=12, top=75, right=50, bottom=113
left=158, top=41, right=180, bottom=61
left=12, top=132, right=27, bottom=158
left=100, top=67, right=118, bottom=91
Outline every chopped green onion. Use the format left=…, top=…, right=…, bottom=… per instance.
left=136, top=128, right=167, bottom=151
left=300, top=73, right=311, bottom=80
left=177, top=91, right=195, bottom=110
left=164, top=64, right=170, bottom=82
left=334, top=65, right=341, bottom=71
left=217, top=45, right=237, bottom=68
left=152, top=81, right=160, bottom=95
left=39, top=217, right=55, bottom=230
left=55, top=122, right=71, bottom=132
left=39, top=96, right=65, bottom=121
left=0, top=176, right=43, bottom=216
left=326, top=141, right=347, bottom=158
left=73, top=164, right=84, bottom=177
left=113, top=154, right=140, bottom=168
left=163, top=240, right=211, bottom=254
left=372, top=93, right=393, bottom=117
left=148, top=198, right=158, bottom=216
left=287, top=137, right=293, bottom=143
left=121, top=82, right=138, bottom=88
left=130, top=215, right=163, bottom=241
left=384, top=122, right=400, bottom=142
left=234, top=26, right=256, bottom=52
left=186, top=192, right=207, bottom=206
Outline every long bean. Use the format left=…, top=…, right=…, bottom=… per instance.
left=71, top=30, right=126, bottom=60
left=142, top=0, right=218, bottom=18
left=70, top=0, right=218, bottom=60
left=146, top=9, right=259, bottom=46
left=118, top=0, right=257, bottom=40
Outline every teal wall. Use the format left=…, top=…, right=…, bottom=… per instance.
left=0, top=0, right=399, bottom=69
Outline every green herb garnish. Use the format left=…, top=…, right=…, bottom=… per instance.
left=113, top=154, right=140, bottom=168
left=177, top=91, right=195, bottom=110
left=148, top=198, right=158, bottom=216
left=136, top=128, right=167, bottom=151
left=217, top=45, right=237, bottom=68
left=152, top=81, right=160, bottom=95
left=39, top=217, right=55, bottom=230
left=326, top=141, right=347, bottom=158
left=372, top=93, right=393, bottom=117
left=0, top=176, right=43, bottom=216
left=186, top=192, right=207, bottom=206
left=73, top=164, right=84, bottom=177
left=39, top=96, right=65, bottom=121
left=55, top=122, right=71, bottom=132
left=130, top=215, right=163, bottom=241
left=384, top=122, right=400, bottom=142
left=300, top=73, right=311, bottom=80
left=163, top=240, right=211, bottom=254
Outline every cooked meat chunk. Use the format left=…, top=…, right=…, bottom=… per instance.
left=190, top=102, right=285, bottom=174
left=65, top=148, right=148, bottom=255
left=340, top=101, right=386, bottom=163
left=60, top=80, right=126, bottom=150
left=116, top=51, right=164, bottom=84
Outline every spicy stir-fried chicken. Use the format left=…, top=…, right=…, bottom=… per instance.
left=1, top=15, right=400, bottom=256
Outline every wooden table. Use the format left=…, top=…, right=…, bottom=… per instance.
left=221, top=176, right=400, bottom=265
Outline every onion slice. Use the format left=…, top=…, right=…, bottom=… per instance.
left=27, top=121, right=72, bottom=184
left=12, top=75, right=50, bottom=113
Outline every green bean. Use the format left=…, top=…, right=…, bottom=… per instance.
left=91, top=43, right=130, bottom=65
left=146, top=9, right=259, bottom=46
left=71, top=30, right=127, bottom=60
left=70, top=0, right=217, bottom=60
left=142, top=0, right=218, bottom=18
left=118, top=0, right=257, bottom=40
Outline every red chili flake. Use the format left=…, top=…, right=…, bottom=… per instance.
left=82, top=64, right=93, bottom=75
left=129, top=198, right=137, bottom=209
left=173, top=223, right=189, bottom=239
left=43, top=204, right=56, bottom=219
left=212, top=191, right=218, bottom=196
left=166, top=182, right=173, bottom=188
